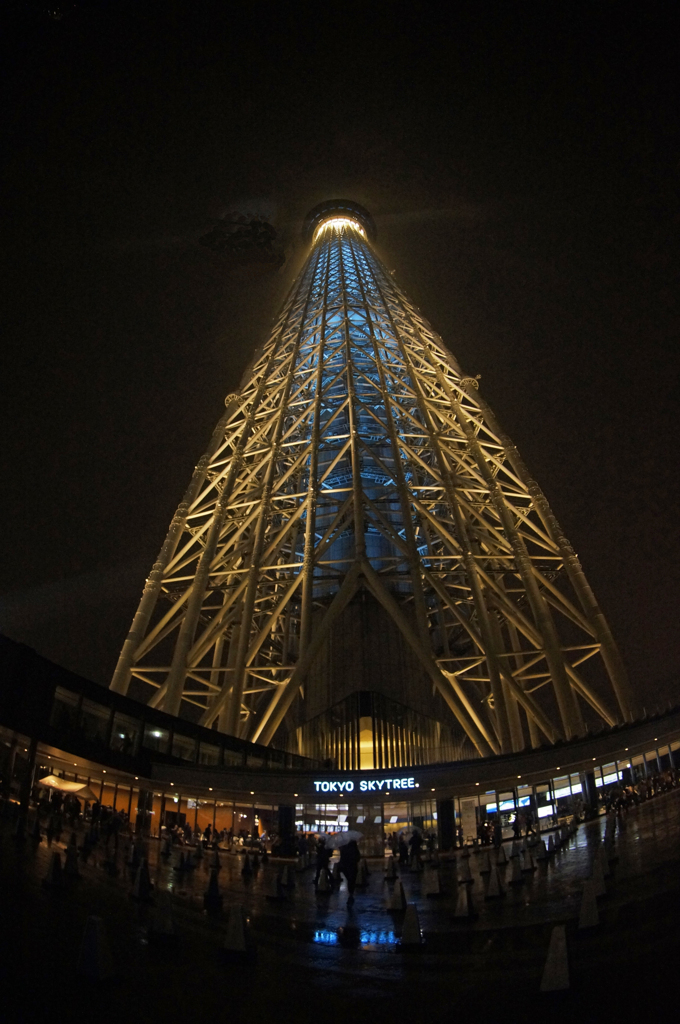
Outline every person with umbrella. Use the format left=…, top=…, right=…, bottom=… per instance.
left=326, top=831, right=363, bottom=907
left=339, top=839, right=361, bottom=906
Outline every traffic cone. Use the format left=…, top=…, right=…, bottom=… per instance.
left=458, top=858, right=473, bottom=884
left=194, top=842, right=203, bottom=860
left=385, top=856, right=398, bottom=879
left=252, top=852, right=260, bottom=870
left=510, top=841, right=521, bottom=859
left=332, top=861, right=341, bottom=885
left=131, top=859, right=153, bottom=902
left=261, top=849, right=269, bottom=864
left=241, top=853, right=253, bottom=877
left=223, top=905, right=252, bottom=959
left=77, top=915, right=115, bottom=981
left=521, top=850, right=535, bottom=872
left=454, top=885, right=473, bottom=919
left=507, top=857, right=524, bottom=886
left=203, top=868, right=223, bottom=914
left=266, top=872, right=286, bottom=901
left=547, top=834, right=555, bottom=855
left=42, top=851, right=63, bottom=889
left=160, top=837, right=172, bottom=858
left=424, top=867, right=442, bottom=897
left=64, top=840, right=80, bottom=879
left=148, top=893, right=178, bottom=948
left=316, top=868, right=331, bottom=893
left=295, top=854, right=305, bottom=872
left=485, top=866, right=505, bottom=900
left=173, top=851, right=186, bottom=873
left=103, top=847, right=120, bottom=877
left=540, top=925, right=569, bottom=992
left=591, top=858, right=606, bottom=897
left=387, top=880, right=407, bottom=911
left=535, top=840, right=548, bottom=862
left=479, top=851, right=491, bottom=874
left=209, top=847, right=221, bottom=870
left=496, top=845, right=507, bottom=866
left=184, top=850, right=195, bottom=870
left=356, top=860, right=369, bottom=887
left=578, top=880, right=599, bottom=929
left=280, top=864, right=295, bottom=888
left=400, top=904, right=422, bottom=947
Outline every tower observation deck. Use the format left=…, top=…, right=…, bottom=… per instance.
left=110, top=200, right=636, bottom=768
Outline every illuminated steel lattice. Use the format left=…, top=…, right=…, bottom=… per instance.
left=111, top=200, right=635, bottom=758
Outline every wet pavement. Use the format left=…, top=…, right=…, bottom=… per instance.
left=3, top=790, right=680, bottom=1021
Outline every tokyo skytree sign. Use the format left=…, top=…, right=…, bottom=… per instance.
left=110, top=200, right=634, bottom=762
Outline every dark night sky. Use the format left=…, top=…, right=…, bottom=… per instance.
left=2, top=1, right=680, bottom=707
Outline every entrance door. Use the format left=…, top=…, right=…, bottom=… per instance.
left=349, top=802, right=383, bottom=857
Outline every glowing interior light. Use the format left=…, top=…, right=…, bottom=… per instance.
left=314, top=216, right=366, bottom=240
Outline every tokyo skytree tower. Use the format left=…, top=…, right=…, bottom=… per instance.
left=110, top=200, right=635, bottom=765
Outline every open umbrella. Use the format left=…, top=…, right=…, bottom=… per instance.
left=38, top=775, right=99, bottom=801
left=324, top=830, right=363, bottom=849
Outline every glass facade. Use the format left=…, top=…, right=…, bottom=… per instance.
left=45, top=686, right=315, bottom=771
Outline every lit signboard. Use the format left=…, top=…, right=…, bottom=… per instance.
left=312, top=777, right=419, bottom=794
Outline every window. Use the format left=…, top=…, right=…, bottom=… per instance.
left=110, top=712, right=141, bottom=755
left=246, top=751, right=265, bottom=768
left=198, top=742, right=221, bottom=766
left=552, top=776, right=571, bottom=799
left=50, top=687, right=80, bottom=732
left=80, top=699, right=111, bottom=747
left=171, top=733, right=196, bottom=762
left=223, top=747, right=244, bottom=767
left=142, top=724, right=169, bottom=753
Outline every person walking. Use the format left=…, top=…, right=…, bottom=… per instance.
left=408, top=829, right=423, bottom=869
left=338, top=839, right=361, bottom=907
